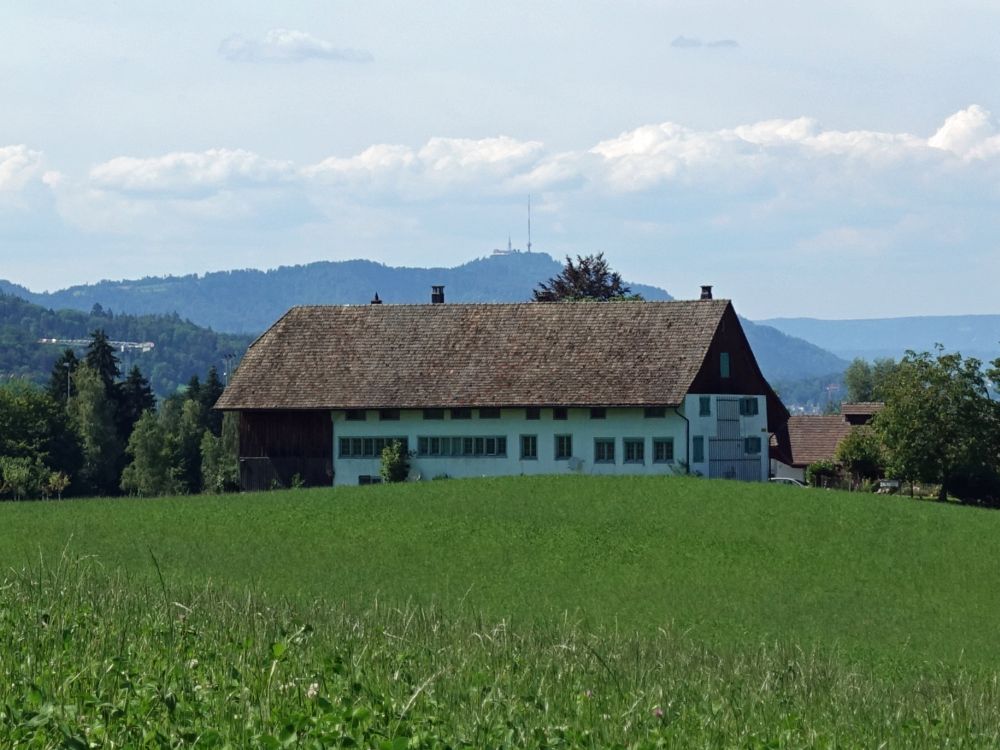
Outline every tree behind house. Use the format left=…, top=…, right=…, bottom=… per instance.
left=532, top=253, right=641, bottom=302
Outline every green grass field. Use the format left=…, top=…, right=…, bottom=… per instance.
left=4, top=475, right=1000, bottom=746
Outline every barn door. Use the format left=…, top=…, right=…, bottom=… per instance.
left=709, top=397, right=762, bottom=481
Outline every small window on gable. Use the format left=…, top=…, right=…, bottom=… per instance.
left=345, top=409, right=366, bottom=421
left=479, top=407, right=501, bottom=419
left=739, top=398, right=759, bottom=416
left=590, top=407, right=606, bottom=419
left=451, top=408, right=472, bottom=420
left=423, top=408, right=444, bottom=420
left=744, top=436, right=762, bottom=455
left=720, top=352, right=731, bottom=379
left=553, top=407, right=568, bottom=420
left=699, top=396, right=711, bottom=417
left=644, top=407, right=666, bottom=418
left=525, top=407, right=541, bottom=420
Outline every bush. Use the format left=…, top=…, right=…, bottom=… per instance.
left=380, top=440, right=409, bottom=483
left=806, top=459, right=841, bottom=488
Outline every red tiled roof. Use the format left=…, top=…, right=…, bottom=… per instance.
left=216, top=301, right=733, bottom=410
left=770, top=415, right=853, bottom=468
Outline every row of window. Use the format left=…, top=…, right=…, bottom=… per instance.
left=417, top=436, right=508, bottom=457
left=339, top=437, right=409, bottom=458
left=527, top=435, right=674, bottom=464
left=345, top=400, right=761, bottom=423
left=697, top=396, right=760, bottom=417
left=345, top=406, right=675, bottom=422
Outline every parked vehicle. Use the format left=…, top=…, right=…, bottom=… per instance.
left=769, top=477, right=808, bottom=488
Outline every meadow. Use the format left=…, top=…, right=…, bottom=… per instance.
left=4, top=475, right=1000, bottom=746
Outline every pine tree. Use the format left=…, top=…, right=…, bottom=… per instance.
left=84, top=329, right=121, bottom=393
left=199, top=366, right=226, bottom=436
left=48, top=349, right=79, bottom=404
left=117, top=365, right=156, bottom=439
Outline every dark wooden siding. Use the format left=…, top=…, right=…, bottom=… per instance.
left=237, top=410, right=333, bottom=490
left=688, top=306, right=789, bottom=432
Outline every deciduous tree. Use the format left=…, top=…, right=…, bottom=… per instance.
left=532, top=253, right=640, bottom=302
left=875, top=348, right=1000, bottom=503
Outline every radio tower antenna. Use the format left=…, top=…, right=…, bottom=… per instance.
left=527, top=194, right=532, bottom=253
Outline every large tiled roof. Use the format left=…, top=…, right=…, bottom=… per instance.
left=770, top=415, right=854, bottom=468
left=216, top=300, right=731, bottom=410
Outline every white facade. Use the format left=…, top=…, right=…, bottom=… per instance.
left=330, top=394, right=769, bottom=486
left=770, top=459, right=806, bottom=483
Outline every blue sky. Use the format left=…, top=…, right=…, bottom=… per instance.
left=2, top=1, right=1000, bottom=318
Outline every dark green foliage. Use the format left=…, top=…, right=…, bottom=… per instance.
left=199, top=367, right=225, bottom=436
left=84, top=328, right=121, bottom=392
left=116, top=365, right=156, bottom=439
left=120, top=411, right=181, bottom=496
left=46, top=348, right=78, bottom=403
left=0, top=380, right=83, bottom=494
left=875, top=348, right=1000, bottom=504
left=379, top=439, right=410, bottom=483
left=844, top=357, right=898, bottom=402
left=533, top=252, right=639, bottom=301
left=835, top=427, right=885, bottom=486
left=68, top=365, right=122, bottom=496
left=200, top=413, right=239, bottom=493
left=0, top=292, right=252, bottom=397
left=806, top=459, right=841, bottom=487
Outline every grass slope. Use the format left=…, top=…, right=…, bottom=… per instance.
left=2, top=475, right=998, bottom=668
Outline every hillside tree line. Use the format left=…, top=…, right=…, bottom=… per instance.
left=1, top=330, right=238, bottom=500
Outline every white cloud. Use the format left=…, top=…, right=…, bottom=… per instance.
left=928, top=105, right=1000, bottom=159
left=89, top=149, right=295, bottom=194
left=219, top=29, right=373, bottom=63
left=0, top=145, right=43, bottom=192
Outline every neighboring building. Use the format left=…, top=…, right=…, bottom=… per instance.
left=215, top=290, right=788, bottom=489
left=770, top=402, right=884, bottom=481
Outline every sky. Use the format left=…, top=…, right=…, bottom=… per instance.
left=2, top=1, right=1000, bottom=319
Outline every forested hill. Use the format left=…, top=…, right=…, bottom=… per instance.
left=0, top=253, right=672, bottom=335
left=0, top=294, right=253, bottom=396
left=761, top=315, right=1000, bottom=361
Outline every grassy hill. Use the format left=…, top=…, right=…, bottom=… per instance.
left=5, top=475, right=1000, bottom=745
left=2, top=475, right=996, bottom=665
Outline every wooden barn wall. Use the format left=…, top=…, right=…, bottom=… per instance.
left=688, top=306, right=789, bottom=432
left=237, top=410, right=332, bottom=490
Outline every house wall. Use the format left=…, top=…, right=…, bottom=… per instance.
left=770, top=459, right=806, bottom=483
left=684, top=394, right=770, bottom=480
left=331, top=394, right=769, bottom=486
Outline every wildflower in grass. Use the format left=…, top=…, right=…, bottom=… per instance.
left=653, top=706, right=664, bottom=719
left=307, top=682, right=319, bottom=699
left=584, top=689, right=593, bottom=699
left=187, top=658, right=199, bottom=669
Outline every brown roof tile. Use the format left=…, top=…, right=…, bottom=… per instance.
left=770, top=415, right=853, bottom=468
left=216, top=300, right=732, bottom=410
left=840, top=402, right=884, bottom=416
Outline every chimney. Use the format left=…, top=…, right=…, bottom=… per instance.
left=700, top=285, right=713, bottom=301
left=431, top=285, right=445, bottom=304
left=370, top=292, right=382, bottom=305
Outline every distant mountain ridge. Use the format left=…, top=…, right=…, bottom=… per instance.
left=0, top=253, right=673, bottom=334
left=0, top=252, right=847, bottom=387
left=762, top=315, right=1000, bottom=362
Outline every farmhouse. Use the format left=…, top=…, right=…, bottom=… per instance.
left=769, top=402, right=884, bottom=482
left=215, top=289, right=789, bottom=489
